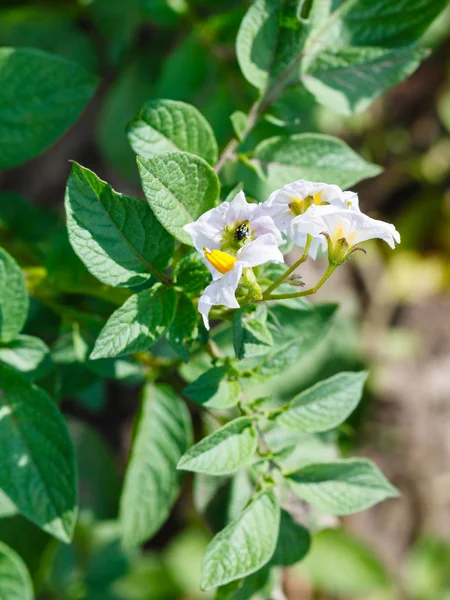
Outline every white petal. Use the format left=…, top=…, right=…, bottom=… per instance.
left=237, top=234, right=284, bottom=268
left=226, top=190, right=258, bottom=223
left=345, top=211, right=400, bottom=248
left=198, top=264, right=243, bottom=330
left=183, top=220, right=222, bottom=254
left=341, top=190, right=360, bottom=211
left=251, top=212, right=284, bottom=244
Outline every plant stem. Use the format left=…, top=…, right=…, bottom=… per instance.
left=263, top=263, right=337, bottom=301
left=263, top=234, right=312, bottom=296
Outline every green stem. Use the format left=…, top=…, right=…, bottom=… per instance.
left=263, top=234, right=312, bottom=296
left=263, top=263, right=337, bottom=301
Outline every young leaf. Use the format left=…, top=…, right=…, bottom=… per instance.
left=128, top=99, right=218, bottom=165
left=286, top=458, right=400, bottom=515
left=166, top=292, right=198, bottom=362
left=178, top=417, right=257, bottom=475
left=236, top=0, right=308, bottom=91
left=303, top=47, right=428, bottom=116
left=184, top=366, right=241, bottom=410
left=91, top=284, right=177, bottom=359
left=0, top=541, right=33, bottom=600
left=0, top=48, right=98, bottom=169
left=137, top=152, right=220, bottom=245
left=0, top=335, right=52, bottom=382
left=233, top=305, right=273, bottom=360
left=201, top=490, right=280, bottom=590
left=251, top=134, right=381, bottom=190
left=0, top=247, right=28, bottom=343
left=271, top=509, right=311, bottom=566
left=173, top=251, right=211, bottom=297
left=0, top=363, right=77, bottom=542
left=277, top=371, right=368, bottom=433
left=258, top=304, right=337, bottom=377
left=65, top=163, right=174, bottom=288
left=120, top=384, right=192, bottom=547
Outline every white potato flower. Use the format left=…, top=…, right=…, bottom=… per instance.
left=262, top=179, right=359, bottom=257
left=290, top=204, right=400, bottom=264
left=183, top=191, right=284, bottom=328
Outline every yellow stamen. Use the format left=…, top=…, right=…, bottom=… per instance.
left=203, top=247, right=237, bottom=275
left=289, top=192, right=326, bottom=216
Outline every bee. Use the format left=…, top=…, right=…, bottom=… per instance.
left=234, top=222, right=250, bottom=241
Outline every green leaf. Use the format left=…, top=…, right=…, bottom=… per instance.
left=0, top=48, right=98, bottom=169
left=184, top=366, right=241, bottom=410
left=251, top=134, right=381, bottom=190
left=91, top=284, right=177, bottom=359
left=230, top=111, right=248, bottom=142
left=0, top=541, right=33, bottom=600
left=178, top=417, right=257, bottom=476
left=303, top=46, right=428, bottom=115
left=233, top=305, right=273, bottom=360
left=271, top=509, right=310, bottom=566
left=258, top=304, right=337, bottom=377
left=120, top=384, right=192, bottom=547
left=65, top=162, right=174, bottom=288
left=128, top=99, right=218, bottom=165
left=0, top=335, right=52, bottom=382
left=201, top=490, right=280, bottom=590
left=236, top=0, right=308, bottom=90
left=0, top=363, right=77, bottom=542
left=166, top=292, right=199, bottom=361
left=0, top=248, right=28, bottom=343
left=320, top=0, right=449, bottom=49
left=0, top=491, right=17, bottom=518
left=173, top=251, right=211, bottom=297
left=287, top=458, right=400, bottom=516
left=277, top=371, right=368, bottom=433
left=137, top=152, right=220, bottom=245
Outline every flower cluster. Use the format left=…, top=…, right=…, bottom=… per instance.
left=183, top=180, right=400, bottom=328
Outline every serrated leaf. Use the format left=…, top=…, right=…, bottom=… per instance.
left=65, top=163, right=174, bottom=288
left=178, top=417, right=257, bottom=476
left=277, top=371, right=368, bottom=433
left=201, top=490, right=280, bottom=590
left=120, top=384, right=192, bottom=547
left=258, top=304, right=337, bottom=377
left=128, top=99, right=218, bottom=165
left=271, top=509, right=310, bottom=566
left=0, top=248, right=28, bottom=343
left=0, top=541, right=33, bottom=600
left=184, top=366, right=241, bottom=410
left=233, top=305, right=273, bottom=360
left=0, top=363, right=77, bottom=542
left=166, top=292, right=198, bottom=361
left=303, top=46, right=428, bottom=115
left=287, top=458, right=400, bottom=515
left=0, top=48, right=98, bottom=169
left=236, top=0, right=308, bottom=90
left=251, top=134, right=381, bottom=190
left=137, top=152, right=220, bottom=245
left=173, top=251, right=211, bottom=297
left=91, top=284, right=177, bottom=359
left=0, top=335, right=52, bottom=381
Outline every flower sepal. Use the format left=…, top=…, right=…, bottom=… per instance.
left=237, top=268, right=263, bottom=303
left=322, top=232, right=366, bottom=266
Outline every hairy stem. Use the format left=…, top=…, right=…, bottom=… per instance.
left=263, top=234, right=312, bottom=296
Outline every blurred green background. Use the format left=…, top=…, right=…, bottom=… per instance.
left=1, top=0, right=450, bottom=598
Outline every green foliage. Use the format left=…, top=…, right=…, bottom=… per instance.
left=201, top=490, right=280, bottom=590
left=184, top=365, right=241, bottom=409
left=277, top=371, right=368, bottom=432
left=0, top=335, right=52, bottom=382
left=128, top=99, right=219, bottom=165
left=137, top=152, right=220, bottom=245
left=120, top=385, right=192, bottom=548
left=271, top=509, right=311, bottom=567
left=178, top=417, right=257, bottom=475
left=65, top=162, right=174, bottom=288
left=91, top=284, right=177, bottom=358
left=287, top=458, right=400, bottom=515
left=0, top=248, right=28, bottom=343
left=0, top=363, right=77, bottom=543
left=0, top=541, right=33, bottom=600
left=0, top=48, right=97, bottom=168
left=233, top=305, right=273, bottom=359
